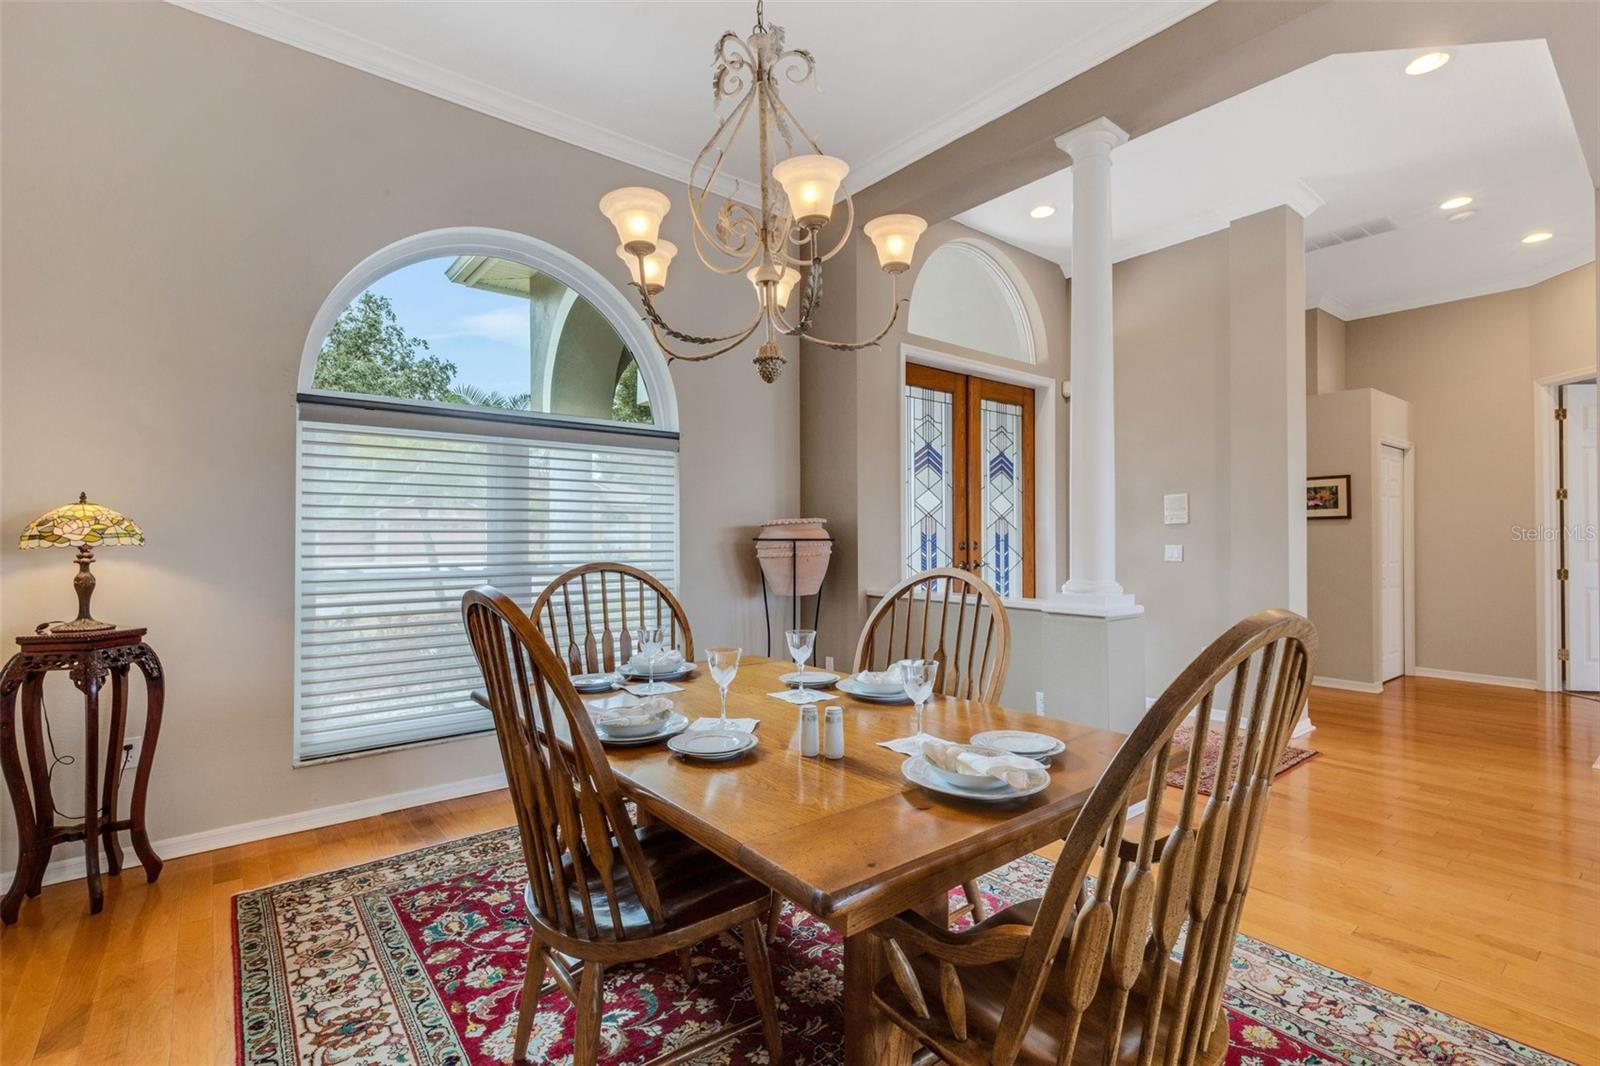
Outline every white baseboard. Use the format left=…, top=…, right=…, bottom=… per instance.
left=1312, top=676, right=1385, bottom=694
left=2, top=771, right=508, bottom=891
left=1409, top=667, right=1537, bottom=690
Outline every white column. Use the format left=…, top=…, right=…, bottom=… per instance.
left=1056, top=117, right=1134, bottom=613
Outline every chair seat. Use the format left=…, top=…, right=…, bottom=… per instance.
left=530, top=823, right=770, bottom=942
left=873, top=899, right=1226, bottom=1066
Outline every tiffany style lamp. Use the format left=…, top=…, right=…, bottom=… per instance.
left=18, top=492, right=144, bottom=633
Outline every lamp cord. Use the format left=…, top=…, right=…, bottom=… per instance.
left=30, top=619, right=132, bottom=823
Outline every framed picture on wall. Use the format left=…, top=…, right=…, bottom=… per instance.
left=1306, top=475, right=1352, bottom=519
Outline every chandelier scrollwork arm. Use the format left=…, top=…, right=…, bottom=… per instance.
left=774, top=274, right=904, bottom=352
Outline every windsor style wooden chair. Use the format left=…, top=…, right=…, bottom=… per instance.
left=869, top=609, right=1317, bottom=1066
left=462, top=586, right=783, bottom=1065
left=530, top=562, right=694, bottom=675
left=855, top=567, right=1012, bottom=922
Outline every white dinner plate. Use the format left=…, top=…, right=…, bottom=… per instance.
left=969, top=730, right=1066, bottom=760
left=837, top=678, right=912, bottom=704
left=620, top=662, right=696, bottom=682
left=667, top=730, right=758, bottom=761
left=900, top=755, right=1049, bottom=802
left=779, top=670, right=840, bottom=688
left=571, top=672, right=623, bottom=692
left=594, top=712, right=688, bottom=746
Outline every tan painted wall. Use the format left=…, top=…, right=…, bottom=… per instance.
left=1306, top=308, right=1347, bottom=394
left=1306, top=388, right=1412, bottom=684
left=1343, top=263, right=1596, bottom=681
left=0, top=3, right=799, bottom=864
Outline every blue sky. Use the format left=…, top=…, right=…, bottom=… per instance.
left=361, top=257, right=531, bottom=397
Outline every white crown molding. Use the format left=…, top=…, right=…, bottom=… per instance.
left=169, top=1, right=1209, bottom=204
left=1307, top=293, right=1357, bottom=320
left=1325, top=247, right=1597, bottom=320
left=850, top=2, right=1209, bottom=189
left=167, top=0, right=750, bottom=201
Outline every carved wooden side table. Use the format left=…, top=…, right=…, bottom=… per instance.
left=0, top=627, right=164, bottom=923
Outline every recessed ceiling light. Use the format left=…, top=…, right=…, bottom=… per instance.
left=1447, top=210, right=1476, bottom=223
left=1029, top=203, right=1056, bottom=219
left=1405, top=51, right=1451, bottom=76
left=1522, top=230, right=1554, bottom=244
left=1438, top=195, right=1472, bottom=211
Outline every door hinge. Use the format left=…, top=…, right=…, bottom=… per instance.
left=1557, top=567, right=1570, bottom=581
left=1556, top=488, right=1569, bottom=500
left=1555, top=407, right=1568, bottom=421
left=1557, top=648, right=1571, bottom=662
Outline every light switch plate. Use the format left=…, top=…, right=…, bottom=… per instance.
left=1163, top=493, right=1189, bottom=525
left=1164, top=544, right=1184, bottom=562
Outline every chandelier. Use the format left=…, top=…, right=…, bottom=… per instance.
left=598, top=1, right=927, bottom=383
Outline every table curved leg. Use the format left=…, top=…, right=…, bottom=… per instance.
left=78, top=667, right=103, bottom=914
left=101, top=664, right=130, bottom=876
left=20, top=675, right=52, bottom=897
left=129, top=646, right=164, bottom=882
left=0, top=658, right=37, bottom=925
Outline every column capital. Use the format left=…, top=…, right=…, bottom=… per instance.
left=1054, top=117, right=1129, bottom=161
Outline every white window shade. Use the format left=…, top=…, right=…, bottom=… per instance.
left=295, top=419, right=679, bottom=761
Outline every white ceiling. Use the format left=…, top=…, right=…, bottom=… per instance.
left=174, top=0, right=1206, bottom=197
left=956, top=40, right=1595, bottom=320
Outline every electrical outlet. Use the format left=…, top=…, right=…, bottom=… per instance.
left=1164, top=544, right=1184, bottom=562
left=1034, top=691, right=1046, bottom=715
left=824, top=655, right=835, bottom=672
left=121, top=735, right=142, bottom=779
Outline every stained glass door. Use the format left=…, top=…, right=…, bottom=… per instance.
left=904, top=365, right=1035, bottom=597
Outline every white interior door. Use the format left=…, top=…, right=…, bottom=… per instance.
left=1565, top=383, right=1598, bottom=692
left=1380, top=445, right=1405, bottom=682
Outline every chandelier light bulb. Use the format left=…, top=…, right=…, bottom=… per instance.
left=862, top=214, right=927, bottom=273
left=618, top=240, right=677, bottom=294
left=599, top=187, right=671, bottom=255
left=772, top=154, right=849, bottom=227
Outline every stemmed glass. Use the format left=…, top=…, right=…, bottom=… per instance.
left=785, top=628, right=817, bottom=698
left=633, top=625, right=666, bottom=695
left=707, top=646, right=742, bottom=723
left=901, top=659, right=936, bottom=737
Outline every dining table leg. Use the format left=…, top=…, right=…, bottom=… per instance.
left=841, top=893, right=947, bottom=1066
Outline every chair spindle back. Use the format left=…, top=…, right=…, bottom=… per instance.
left=462, top=585, right=664, bottom=944
left=530, top=562, right=693, bottom=676
left=854, top=567, right=1011, bottom=702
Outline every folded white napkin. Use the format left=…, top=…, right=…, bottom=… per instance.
left=767, top=688, right=826, bottom=706
left=853, top=664, right=905, bottom=688
left=588, top=694, right=673, bottom=729
left=920, top=737, right=1050, bottom=791
left=624, top=681, right=683, bottom=696
left=878, top=732, right=941, bottom=755
left=687, top=718, right=760, bottom=734
left=628, top=649, right=684, bottom=671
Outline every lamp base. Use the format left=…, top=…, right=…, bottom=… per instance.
left=47, top=616, right=117, bottom=634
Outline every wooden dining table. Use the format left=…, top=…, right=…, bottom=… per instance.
left=479, top=655, right=1129, bottom=1064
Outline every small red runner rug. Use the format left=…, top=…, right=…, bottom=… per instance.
left=1166, top=721, right=1320, bottom=796
left=234, top=828, right=1568, bottom=1065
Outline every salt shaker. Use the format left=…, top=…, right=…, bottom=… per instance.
left=799, top=704, right=820, bottom=757
left=823, top=705, right=845, bottom=759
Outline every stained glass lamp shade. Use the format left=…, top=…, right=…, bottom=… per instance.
left=18, top=492, right=144, bottom=632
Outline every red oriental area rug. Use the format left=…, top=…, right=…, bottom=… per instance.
left=234, top=828, right=1568, bottom=1065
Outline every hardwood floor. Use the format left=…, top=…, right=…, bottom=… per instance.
left=0, top=677, right=1595, bottom=1064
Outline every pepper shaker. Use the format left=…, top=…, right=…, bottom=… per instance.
left=799, top=704, right=820, bottom=757
left=823, top=705, right=845, bottom=759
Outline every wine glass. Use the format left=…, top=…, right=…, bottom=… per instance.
left=708, top=646, right=741, bottom=723
left=901, top=659, right=936, bottom=737
left=633, top=625, right=665, bottom=694
left=785, top=628, right=816, bottom=697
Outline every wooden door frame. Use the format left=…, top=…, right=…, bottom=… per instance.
left=1534, top=368, right=1598, bottom=693
left=904, top=361, right=1037, bottom=597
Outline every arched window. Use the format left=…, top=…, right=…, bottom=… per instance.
left=907, top=240, right=1039, bottom=363
left=294, top=228, right=679, bottom=762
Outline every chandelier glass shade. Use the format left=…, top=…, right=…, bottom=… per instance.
left=598, top=1, right=927, bottom=382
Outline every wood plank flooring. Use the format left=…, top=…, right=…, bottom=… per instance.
left=0, top=677, right=1595, bottom=1063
